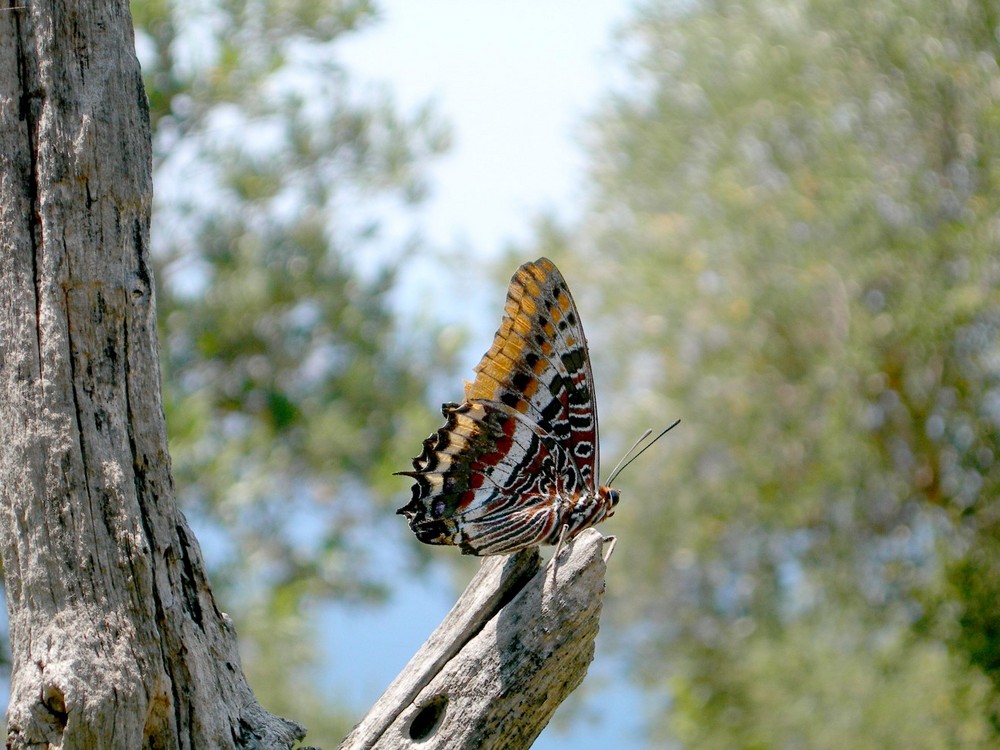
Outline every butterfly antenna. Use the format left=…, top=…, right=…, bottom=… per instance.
left=605, top=429, right=653, bottom=485
left=606, top=419, right=681, bottom=485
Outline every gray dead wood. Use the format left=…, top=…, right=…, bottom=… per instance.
left=0, top=1, right=303, bottom=747
left=340, top=528, right=609, bottom=750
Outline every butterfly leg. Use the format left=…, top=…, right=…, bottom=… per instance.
left=547, top=523, right=571, bottom=581
left=602, top=535, right=618, bottom=563
left=554, top=523, right=570, bottom=559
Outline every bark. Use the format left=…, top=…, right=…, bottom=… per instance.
left=0, top=1, right=303, bottom=747
left=341, top=529, right=609, bottom=750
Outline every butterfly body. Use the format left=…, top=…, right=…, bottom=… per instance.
left=397, top=258, right=619, bottom=556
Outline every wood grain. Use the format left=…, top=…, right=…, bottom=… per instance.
left=341, top=529, right=609, bottom=750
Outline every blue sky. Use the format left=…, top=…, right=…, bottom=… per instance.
left=337, top=0, right=633, bottom=256
left=330, top=3, right=649, bottom=749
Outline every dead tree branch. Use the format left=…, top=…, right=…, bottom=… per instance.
left=341, top=528, right=609, bottom=750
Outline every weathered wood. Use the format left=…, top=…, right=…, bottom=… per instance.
left=0, top=1, right=303, bottom=747
left=341, top=529, right=609, bottom=750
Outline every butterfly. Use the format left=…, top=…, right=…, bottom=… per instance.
left=396, top=257, right=621, bottom=556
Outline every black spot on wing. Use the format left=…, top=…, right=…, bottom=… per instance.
left=561, top=347, right=584, bottom=373
left=511, top=371, right=533, bottom=391
left=501, top=391, right=520, bottom=409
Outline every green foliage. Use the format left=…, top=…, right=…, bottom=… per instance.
left=666, top=608, right=996, bottom=748
left=544, top=0, right=1000, bottom=744
left=132, top=0, right=450, bottom=742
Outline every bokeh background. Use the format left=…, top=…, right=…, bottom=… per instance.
left=24, top=0, right=998, bottom=747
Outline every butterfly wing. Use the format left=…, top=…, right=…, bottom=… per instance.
left=466, top=257, right=600, bottom=489
left=397, top=258, right=601, bottom=555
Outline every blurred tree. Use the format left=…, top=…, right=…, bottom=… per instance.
left=129, top=0, right=451, bottom=742
left=535, top=0, right=1000, bottom=745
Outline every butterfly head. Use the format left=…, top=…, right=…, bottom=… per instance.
left=599, top=485, right=621, bottom=514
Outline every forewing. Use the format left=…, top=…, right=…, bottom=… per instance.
left=464, top=257, right=600, bottom=492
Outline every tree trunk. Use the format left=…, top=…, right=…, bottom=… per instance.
left=0, top=1, right=304, bottom=747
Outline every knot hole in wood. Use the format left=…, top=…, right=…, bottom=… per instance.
left=408, top=693, right=449, bottom=741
